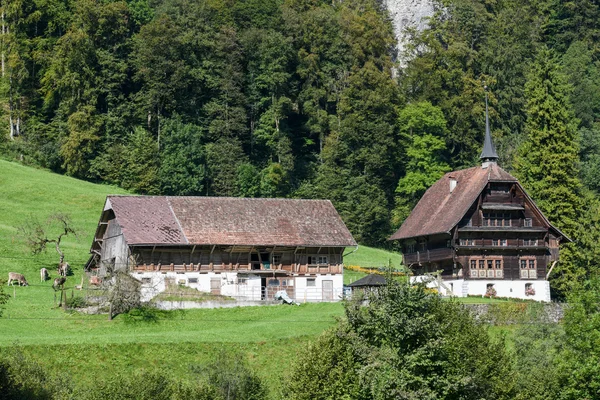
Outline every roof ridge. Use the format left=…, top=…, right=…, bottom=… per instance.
left=166, top=198, right=189, bottom=244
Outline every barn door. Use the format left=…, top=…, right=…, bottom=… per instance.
left=210, top=278, right=221, bottom=295
left=322, top=280, right=333, bottom=301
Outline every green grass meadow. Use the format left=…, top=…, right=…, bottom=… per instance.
left=0, top=159, right=397, bottom=396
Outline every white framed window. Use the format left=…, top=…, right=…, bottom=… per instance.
left=238, top=277, right=248, bottom=285
left=523, top=239, right=538, bottom=246
left=460, top=238, right=475, bottom=246
left=307, top=278, right=316, bottom=287
left=492, top=239, right=507, bottom=246
left=524, top=218, right=533, bottom=227
left=520, top=257, right=537, bottom=279
left=318, top=256, right=328, bottom=265
left=188, top=277, right=198, bottom=284
left=469, top=257, right=503, bottom=278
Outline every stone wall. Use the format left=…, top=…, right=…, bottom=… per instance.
left=463, top=302, right=566, bottom=325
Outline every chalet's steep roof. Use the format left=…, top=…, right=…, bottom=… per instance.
left=347, top=274, right=387, bottom=287
left=389, top=164, right=569, bottom=241
left=389, top=164, right=518, bottom=241
left=104, top=196, right=357, bottom=247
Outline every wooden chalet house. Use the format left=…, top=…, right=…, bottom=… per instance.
left=389, top=95, right=569, bottom=301
left=88, top=196, right=357, bottom=302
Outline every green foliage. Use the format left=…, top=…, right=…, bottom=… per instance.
left=557, top=276, right=600, bottom=400
left=514, top=48, right=584, bottom=295
left=158, top=117, right=206, bottom=195
left=191, top=350, right=268, bottom=400
left=287, top=281, right=514, bottom=399
left=65, top=296, right=89, bottom=309
left=393, top=102, right=450, bottom=226
left=510, top=323, right=565, bottom=400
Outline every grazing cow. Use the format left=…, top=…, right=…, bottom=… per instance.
left=58, top=262, right=70, bottom=277
left=7, top=272, right=29, bottom=286
left=53, top=277, right=66, bottom=291
left=40, top=268, right=49, bottom=282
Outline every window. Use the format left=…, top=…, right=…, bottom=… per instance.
left=406, top=243, right=416, bottom=253
left=525, top=283, right=535, bottom=296
left=460, top=238, right=475, bottom=246
left=524, top=218, right=533, bottom=227
left=188, top=277, right=198, bottom=284
left=469, top=257, right=503, bottom=278
left=272, top=253, right=282, bottom=264
left=492, top=239, right=507, bottom=246
left=268, top=279, right=279, bottom=286
left=309, top=255, right=328, bottom=265
left=520, top=257, right=537, bottom=279
left=523, top=239, right=538, bottom=246
left=418, top=241, right=427, bottom=252
left=141, top=278, right=151, bottom=284
left=238, top=277, right=247, bottom=285
left=483, top=212, right=512, bottom=227
left=307, top=278, right=316, bottom=287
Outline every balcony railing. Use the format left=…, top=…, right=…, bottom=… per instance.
left=403, top=247, right=453, bottom=265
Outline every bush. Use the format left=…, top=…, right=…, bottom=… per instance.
left=286, top=281, right=515, bottom=399
left=191, top=350, right=268, bottom=400
left=65, top=296, right=89, bottom=309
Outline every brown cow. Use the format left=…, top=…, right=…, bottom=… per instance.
left=8, top=272, right=29, bottom=286
left=53, top=277, right=66, bottom=291
left=40, top=268, right=49, bottom=282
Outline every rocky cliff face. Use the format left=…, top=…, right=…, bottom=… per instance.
left=383, top=0, right=434, bottom=63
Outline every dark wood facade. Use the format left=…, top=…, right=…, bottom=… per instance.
left=400, top=181, right=563, bottom=281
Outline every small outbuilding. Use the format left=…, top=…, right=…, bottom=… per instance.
left=347, top=274, right=387, bottom=293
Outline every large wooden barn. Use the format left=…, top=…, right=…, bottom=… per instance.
left=88, top=196, right=357, bottom=302
left=390, top=98, right=569, bottom=301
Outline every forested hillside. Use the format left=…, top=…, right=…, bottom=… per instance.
left=1, top=0, right=600, bottom=291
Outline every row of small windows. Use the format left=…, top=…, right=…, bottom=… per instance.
left=469, top=257, right=537, bottom=279
left=462, top=216, right=533, bottom=227
left=459, top=238, right=538, bottom=246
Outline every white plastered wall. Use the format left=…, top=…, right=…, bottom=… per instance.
left=133, top=271, right=345, bottom=302
left=410, top=276, right=551, bottom=302
left=294, top=274, right=344, bottom=302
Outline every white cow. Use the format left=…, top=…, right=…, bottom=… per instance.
left=8, top=272, right=29, bottom=286
left=40, top=268, right=49, bottom=282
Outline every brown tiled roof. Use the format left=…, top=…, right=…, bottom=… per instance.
left=108, top=196, right=188, bottom=245
left=106, top=196, right=357, bottom=247
left=389, top=164, right=517, bottom=241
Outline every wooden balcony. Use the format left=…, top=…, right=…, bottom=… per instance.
left=403, top=248, right=453, bottom=265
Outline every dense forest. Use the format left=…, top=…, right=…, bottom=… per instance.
left=1, top=0, right=600, bottom=291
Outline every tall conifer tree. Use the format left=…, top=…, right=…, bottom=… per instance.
left=514, top=48, right=584, bottom=295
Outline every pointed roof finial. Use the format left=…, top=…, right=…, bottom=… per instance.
left=480, top=84, right=498, bottom=166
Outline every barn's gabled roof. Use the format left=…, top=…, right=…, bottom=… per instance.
left=101, top=196, right=357, bottom=247
left=388, top=164, right=569, bottom=241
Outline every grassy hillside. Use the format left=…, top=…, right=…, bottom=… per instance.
left=344, top=244, right=402, bottom=269
left=0, top=160, right=344, bottom=397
